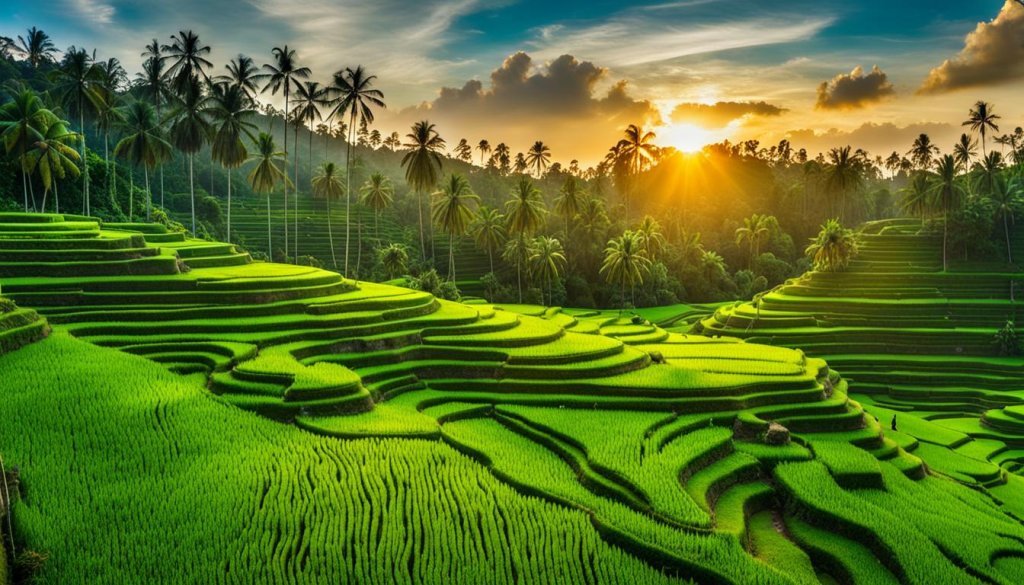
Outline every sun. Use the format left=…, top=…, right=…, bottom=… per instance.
left=659, top=123, right=718, bottom=154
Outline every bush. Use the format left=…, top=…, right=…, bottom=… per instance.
left=994, top=321, right=1021, bottom=356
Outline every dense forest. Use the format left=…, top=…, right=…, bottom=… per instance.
left=1, top=27, right=1022, bottom=308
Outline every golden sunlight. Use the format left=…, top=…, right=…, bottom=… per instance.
left=658, top=123, right=722, bottom=153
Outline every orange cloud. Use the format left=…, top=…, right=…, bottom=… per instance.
left=815, top=65, right=895, bottom=110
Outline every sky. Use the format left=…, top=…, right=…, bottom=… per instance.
left=4, top=0, right=1024, bottom=166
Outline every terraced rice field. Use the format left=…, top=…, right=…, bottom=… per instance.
left=2, top=213, right=1023, bottom=583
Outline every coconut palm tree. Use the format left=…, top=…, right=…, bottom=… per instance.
left=505, top=177, right=547, bottom=301
left=494, top=143, right=511, bottom=175
left=217, top=55, right=262, bottom=105
left=824, top=146, right=865, bottom=221
left=988, top=178, right=1022, bottom=264
left=502, top=236, right=531, bottom=303
left=209, top=83, right=257, bottom=242
left=26, top=118, right=81, bottom=213
left=0, top=88, right=57, bottom=211
left=900, top=172, right=932, bottom=221
left=137, top=43, right=172, bottom=207
left=700, top=250, right=726, bottom=283
left=554, top=175, right=584, bottom=241
left=431, top=173, right=480, bottom=281
left=804, top=219, right=859, bottom=272
left=908, top=133, right=940, bottom=172
left=529, top=235, right=566, bottom=306
left=53, top=46, right=101, bottom=215
left=526, top=141, right=551, bottom=177
left=476, top=139, right=491, bottom=165
left=617, top=124, right=658, bottom=214
left=963, top=101, right=1001, bottom=157
left=247, top=132, right=290, bottom=258
left=115, top=101, right=172, bottom=221
left=975, top=151, right=1003, bottom=197
left=953, top=133, right=977, bottom=173
left=378, top=243, right=408, bottom=279
left=290, top=80, right=329, bottom=259
left=17, top=27, right=56, bottom=69
left=637, top=215, right=666, bottom=262
left=360, top=172, right=393, bottom=242
left=469, top=206, right=506, bottom=274
left=162, top=30, right=213, bottom=94
left=329, top=65, right=385, bottom=274
left=454, top=139, right=472, bottom=163
left=255, top=45, right=311, bottom=262
left=928, top=155, right=967, bottom=271
left=167, top=75, right=212, bottom=235
left=735, top=214, right=770, bottom=269
left=601, top=230, right=651, bottom=310
left=94, top=58, right=126, bottom=210
left=383, top=132, right=400, bottom=151
left=311, top=161, right=345, bottom=268
left=401, top=120, right=446, bottom=261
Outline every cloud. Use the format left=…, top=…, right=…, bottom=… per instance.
left=527, top=12, right=833, bottom=68
left=670, top=101, right=786, bottom=128
left=783, top=122, right=958, bottom=158
left=918, top=1, right=1024, bottom=94
left=384, top=52, right=660, bottom=165
left=815, top=65, right=895, bottom=110
left=68, top=0, right=115, bottom=25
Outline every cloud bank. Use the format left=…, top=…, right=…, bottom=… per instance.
left=671, top=101, right=786, bottom=128
left=815, top=65, right=895, bottom=110
left=918, top=1, right=1024, bottom=94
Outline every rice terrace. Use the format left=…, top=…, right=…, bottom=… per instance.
left=1, top=1, right=1024, bottom=584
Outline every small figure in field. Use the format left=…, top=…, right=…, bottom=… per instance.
left=891, top=415, right=898, bottom=432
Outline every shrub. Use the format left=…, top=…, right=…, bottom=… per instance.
left=994, top=320, right=1021, bottom=356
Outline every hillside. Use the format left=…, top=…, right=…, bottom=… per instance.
left=2, top=213, right=1024, bottom=583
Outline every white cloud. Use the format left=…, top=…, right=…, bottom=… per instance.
left=69, top=0, right=115, bottom=25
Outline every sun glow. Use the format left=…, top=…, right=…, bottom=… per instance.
left=659, top=123, right=721, bottom=154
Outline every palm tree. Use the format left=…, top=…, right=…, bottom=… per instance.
left=255, top=45, right=312, bottom=263
left=900, top=172, right=932, bottom=221
left=217, top=55, right=262, bottom=105
left=526, top=141, right=551, bottom=177
left=311, top=161, right=345, bottom=268
left=454, top=138, right=472, bottom=163
left=115, top=101, right=172, bottom=221
left=908, top=133, right=940, bottom=171
left=502, top=236, right=531, bottom=303
left=53, top=47, right=100, bottom=215
left=431, top=173, right=480, bottom=281
left=138, top=43, right=172, bottom=207
left=0, top=88, right=58, bottom=211
left=988, top=178, right=1022, bottom=264
left=477, top=139, right=491, bottom=165
left=601, top=231, right=651, bottom=310
left=247, top=132, right=290, bottom=258
left=94, top=58, right=126, bottom=211
left=401, top=120, right=446, bottom=261
left=162, top=31, right=213, bottom=94
left=700, top=250, right=726, bottom=283
left=824, top=146, right=865, bottom=220
left=637, top=215, right=666, bottom=262
left=17, top=27, right=56, bottom=69
left=554, top=175, right=584, bottom=241
left=378, top=243, right=409, bottom=279
left=975, top=151, right=1003, bottom=196
left=963, top=101, right=1001, bottom=157
left=360, top=172, right=394, bottom=242
left=494, top=143, right=511, bottom=175
left=329, top=65, right=385, bottom=274
left=469, top=206, right=506, bottom=274
left=167, top=75, right=211, bottom=235
left=735, top=214, right=770, bottom=269
left=209, top=83, right=257, bottom=242
left=953, top=133, right=977, bottom=173
left=529, top=236, right=566, bottom=305
left=291, top=80, right=329, bottom=259
left=928, top=155, right=967, bottom=271
left=383, top=132, right=401, bottom=151
left=505, top=177, right=547, bottom=301
left=805, top=219, right=859, bottom=272
left=26, top=118, right=81, bottom=213
left=617, top=124, right=658, bottom=214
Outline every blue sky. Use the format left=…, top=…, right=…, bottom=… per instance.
left=3, top=0, right=1022, bottom=163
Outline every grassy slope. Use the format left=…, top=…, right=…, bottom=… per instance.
left=0, top=332, right=687, bottom=585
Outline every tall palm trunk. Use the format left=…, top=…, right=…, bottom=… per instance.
left=356, top=216, right=363, bottom=277
left=156, top=99, right=164, bottom=209
left=104, top=131, right=111, bottom=210
left=129, top=168, right=135, bottom=222
left=294, top=123, right=300, bottom=262
left=448, top=234, right=455, bottom=282
left=344, top=110, right=356, bottom=275
left=326, top=194, right=337, bottom=269
left=266, top=193, right=272, bottom=256
left=942, top=212, right=948, bottom=272
left=54, top=181, right=59, bottom=214
left=21, top=158, right=28, bottom=212
left=226, top=169, right=232, bottom=243
left=189, top=153, right=195, bottom=235
left=80, top=107, right=90, bottom=216
left=488, top=249, right=494, bottom=274
left=283, top=89, right=290, bottom=263
left=1004, top=213, right=1013, bottom=264
left=416, top=190, right=426, bottom=260
left=145, top=167, right=151, bottom=221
